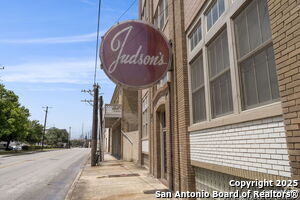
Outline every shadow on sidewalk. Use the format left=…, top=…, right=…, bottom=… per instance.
left=67, top=153, right=172, bottom=200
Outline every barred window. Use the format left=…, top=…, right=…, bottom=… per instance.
left=206, top=0, right=225, bottom=30
left=234, top=0, right=279, bottom=109
left=190, top=54, right=206, bottom=123
left=142, top=95, right=149, bottom=138
left=208, top=29, right=233, bottom=118
left=189, top=23, right=202, bottom=51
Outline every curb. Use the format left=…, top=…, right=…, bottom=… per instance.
left=65, top=156, right=90, bottom=200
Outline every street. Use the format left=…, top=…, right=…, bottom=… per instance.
left=0, top=148, right=90, bottom=200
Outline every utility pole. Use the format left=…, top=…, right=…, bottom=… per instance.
left=87, top=131, right=90, bottom=148
left=69, top=126, right=71, bottom=148
left=91, top=84, right=99, bottom=166
left=42, top=106, right=51, bottom=150
left=98, top=95, right=103, bottom=161
left=0, top=65, right=4, bottom=82
left=81, top=89, right=93, bottom=149
left=82, top=122, right=84, bottom=138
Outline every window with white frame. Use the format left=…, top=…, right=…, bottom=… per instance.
left=206, top=0, right=225, bottom=30
left=189, top=23, right=202, bottom=51
left=208, top=29, right=233, bottom=118
left=142, top=95, right=149, bottom=138
left=234, top=0, right=279, bottom=109
left=190, top=54, right=206, bottom=123
left=154, top=0, right=168, bottom=30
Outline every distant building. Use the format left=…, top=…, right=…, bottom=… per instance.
left=104, top=85, right=139, bottom=162
left=0, top=142, right=7, bottom=149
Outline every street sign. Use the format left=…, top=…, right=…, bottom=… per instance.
left=100, top=20, right=172, bottom=89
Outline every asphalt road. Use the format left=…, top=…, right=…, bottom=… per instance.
left=0, top=148, right=90, bottom=200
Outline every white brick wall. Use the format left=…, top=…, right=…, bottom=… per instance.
left=190, top=116, right=291, bottom=178
left=194, top=167, right=285, bottom=199
left=142, top=139, right=149, bottom=153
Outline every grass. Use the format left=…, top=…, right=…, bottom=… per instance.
left=0, top=148, right=64, bottom=155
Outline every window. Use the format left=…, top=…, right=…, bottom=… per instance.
left=206, top=0, right=225, bottom=30
left=155, top=0, right=168, bottom=30
left=189, top=23, right=202, bottom=51
left=157, top=73, right=168, bottom=89
left=208, top=29, right=233, bottom=118
left=142, top=95, right=149, bottom=138
left=141, top=1, right=148, bottom=21
left=190, top=54, right=206, bottom=123
left=234, top=0, right=279, bottom=109
left=154, top=14, right=158, bottom=28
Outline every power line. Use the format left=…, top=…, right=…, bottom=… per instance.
left=103, top=0, right=173, bottom=62
left=81, top=99, right=93, bottom=106
left=156, top=0, right=173, bottom=21
left=115, top=0, right=138, bottom=23
left=81, top=89, right=93, bottom=96
left=81, top=88, right=94, bottom=106
left=93, top=0, right=102, bottom=85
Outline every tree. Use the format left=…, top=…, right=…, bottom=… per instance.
left=45, top=127, right=68, bottom=147
left=70, top=139, right=84, bottom=147
left=0, top=84, right=30, bottom=150
left=26, top=120, right=43, bottom=145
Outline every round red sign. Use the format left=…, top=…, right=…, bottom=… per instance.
left=100, top=20, right=171, bottom=89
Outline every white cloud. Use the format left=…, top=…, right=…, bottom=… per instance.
left=14, top=86, right=79, bottom=92
left=0, top=32, right=99, bottom=44
left=79, top=0, right=96, bottom=6
left=2, top=58, right=112, bottom=84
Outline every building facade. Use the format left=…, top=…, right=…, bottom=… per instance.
left=104, top=85, right=139, bottom=162
left=138, top=0, right=196, bottom=192
left=137, top=0, right=300, bottom=195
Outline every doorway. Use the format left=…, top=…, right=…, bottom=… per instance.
left=156, top=107, right=167, bottom=183
left=160, top=111, right=167, bottom=180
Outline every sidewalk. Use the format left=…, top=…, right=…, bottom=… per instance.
left=66, top=153, right=171, bottom=200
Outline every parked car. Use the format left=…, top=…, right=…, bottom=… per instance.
left=12, top=146, right=22, bottom=150
left=6, top=146, right=13, bottom=151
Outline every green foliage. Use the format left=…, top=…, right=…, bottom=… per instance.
left=70, top=139, right=84, bottom=147
left=45, top=127, right=69, bottom=147
left=0, top=84, right=30, bottom=149
left=0, top=84, right=70, bottom=150
left=21, top=145, right=43, bottom=151
left=26, top=120, right=43, bottom=145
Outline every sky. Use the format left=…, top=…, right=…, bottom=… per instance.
left=0, top=0, right=138, bottom=139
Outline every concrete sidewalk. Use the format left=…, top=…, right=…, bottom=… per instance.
left=66, top=154, right=171, bottom=200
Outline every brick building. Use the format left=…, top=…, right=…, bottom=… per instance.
left=136, top=0, right=300, bottom=195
